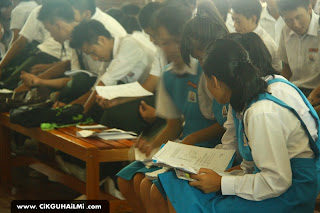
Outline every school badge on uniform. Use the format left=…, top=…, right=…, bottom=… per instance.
left=222, top=106, right=228, bottom=117
left=188, top=91, right=197, bottom=103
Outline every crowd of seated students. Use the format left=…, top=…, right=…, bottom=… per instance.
left=1, top=0, right=320, bottom=212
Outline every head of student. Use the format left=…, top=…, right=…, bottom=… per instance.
left=231, top=0, right=262, bottom=34
left=66, top=0, right=96, bottom=21
left=203, top=39, right=268, bottom=112
left=153, top=4, right=192, bottom=67
left=138, top=2, right=162, bottom=41
left=38, top=0, right=75, bottom=43
left=70, top=20, right=113, bottom=62
left=181, top=0, right=229, bottom=66
left=277, top=0, right=312, bottom=35
left=226, top=32, right=278, bottom=77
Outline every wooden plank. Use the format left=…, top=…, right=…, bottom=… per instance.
left=96, top=149, right=131, bottom=162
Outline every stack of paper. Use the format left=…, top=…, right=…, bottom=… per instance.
left=152, top=141, right=235, bottom=174
left=145, top=167, right=170, bottom=180
left=95, top=82, right=153, bottom=100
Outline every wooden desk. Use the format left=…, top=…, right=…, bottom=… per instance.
left=0, top=113, right=133, bottom=213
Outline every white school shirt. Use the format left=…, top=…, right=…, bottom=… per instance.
left=10, top=1, right=38, bottom=30
left=149, top=47, right=167, bottom=77
left=314, top=0, right=320, bottom=14
left=259, top=5, right=285, bottom=46
left=156, top=59, right=198, bottom=119
left=278, top=11, right=320, bottom=89
left=19, top=6, right=71, bottom=61
left=219, top=75, right=316, bottom=201
left=99, top=35, right=154, bottom=86
left=71, top=8, right=127, bottom=74
left=253, top=24, right=282, bottom=72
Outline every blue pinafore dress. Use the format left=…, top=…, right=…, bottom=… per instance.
left=117, top=62, right=226, bottom=180
left=158, top=78, right=320, bottom=213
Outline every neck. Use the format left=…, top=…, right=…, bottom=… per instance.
left=66, top=22, right=79, bottom=40
left=267, top=6, right=280, bottom=20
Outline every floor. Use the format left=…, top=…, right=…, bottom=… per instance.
left=0, top=166, right=81, bottom=213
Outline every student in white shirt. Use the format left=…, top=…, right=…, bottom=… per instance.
left=96, top=2, right=164, bottom=125
left=260, top=0, right=285, bottom=45
left=0, top=23, right=6, bottom=59
left=312, top=0, right=320, bottom=14
left=10, top=0, right=38, bottom=45
left=21, top=0, right=126, bottom=86
left=278, top=0, right=320, bottom=96
left=0, top=5, right=70, bottom=90
left=152, top=38, right=320, bottom=213
left=231, top=0, right=282, bottom=72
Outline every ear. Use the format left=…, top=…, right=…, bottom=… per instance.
left=210, top=75, right=220, bottom=89
left=97, top=35, right=108, bottom=45
left=251, top=15, right=257, bottom=25
left=308, top=4, right=313, bottom=15
left=82, top=10, right=92, bottom=20
left=73, top=9, right=81, bottom=22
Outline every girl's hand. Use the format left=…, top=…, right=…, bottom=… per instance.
left=189, top=168, right=222, bottom=193
left=136, top=138, right=154, bottom=157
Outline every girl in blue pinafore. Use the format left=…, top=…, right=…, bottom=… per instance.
left=154, top=39, right=320, bottom=213
left=116, top=4, right=228, bottom=213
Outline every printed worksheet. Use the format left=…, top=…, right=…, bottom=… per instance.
left=95, top=82, right=153, bottom=100
left=153, top=141, right=235, bottom=174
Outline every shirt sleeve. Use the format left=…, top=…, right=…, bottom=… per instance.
left=155, top=74, right=182, bottom=119
left=221, top=108, right=293, bottom=201
left=277, top=28, right=288, bottom=64
left=99, top=37, right=149, bottom=86
left=215, top=105, right=238, bottom=150
left=19, top=7, right=43, bottom=43
left=10, top=7, right=27, bottom=30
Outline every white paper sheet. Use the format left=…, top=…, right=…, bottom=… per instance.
left=64, top=70, right=98, bottom=77
left=95, top=82, right=153, bottom=100
left=152, top=141, right=235, bottom=174
left=76, top=124, right=107, bottom=129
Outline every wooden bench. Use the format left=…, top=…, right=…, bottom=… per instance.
left=0, top=113, right=133, bottom=213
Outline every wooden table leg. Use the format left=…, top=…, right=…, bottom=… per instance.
left=0, top=126, right=12, bottom=185
left=85, top=151, right=99, bottom=200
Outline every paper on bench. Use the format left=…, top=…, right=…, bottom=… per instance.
left=76, top=128, right=138, bottom=139
left=98, top=133, right=137, bottom=140
left=76, top=124, right=107, bottom=129
left=0, top=89, right=13, bottom=93
left=95, top=82, right=153, bottom=100
left=152, top=141, right=235, bottom=174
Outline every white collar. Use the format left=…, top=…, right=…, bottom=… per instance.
left=91, top=7, right=101, bottom=20
left=260, top=6, right=276, bottom=22
left=167, top=58, right=198, bottom=75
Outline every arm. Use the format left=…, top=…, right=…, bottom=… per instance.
left=0, top=35, right=28, bottom=72
left=281, top=62, right=292, bottom=80
left=9, top=29, right=20, bottom=47
left=308, top=84, right=320, bottom=106
left=182, top=123, right=225, bottom=146
left=36, top=60, right=71, bottom=79
left=137, top=118, right=183, bottom=156
left=20, top=71, right=71, bottom=89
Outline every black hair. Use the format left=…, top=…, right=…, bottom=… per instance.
left=106, top=8, right=141, bottom=34
left=203, top=39, right=268, bottom=113
left=70, top=20, right=112, bottom=49
left=277, top=0, right=310, bottom=14
left=226, top=32, right=277, bottom=77
left=232, top=0, right=262, bottom=24
left=66, top=0, right=96, bottom=17
left=181, top=0, right=229, bottom=65
left=138, top=2, right=162, bottom=29
left=212, top=0, right=231, bottom=21
left=121, top=3, right=140, bottom=17
left=38, top=0, right=75, bottom=24
left=153, top=4, right=192, bottom=37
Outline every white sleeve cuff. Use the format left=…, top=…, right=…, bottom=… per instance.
left=221, top=175, right=236, bottom=195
